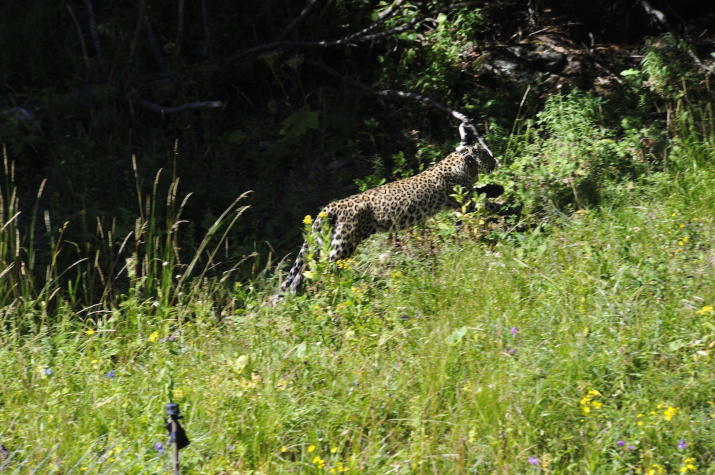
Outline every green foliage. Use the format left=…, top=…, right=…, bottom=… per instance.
left=4, top=155, right=715, bottom=471
left=500, top=89, right=662, bottom=213
left=3, top=2, right=715, bottom=472
left=378, top=2, right=484, bottom=97
left=641, top=33, right=697, bottom=99
left=280, top=105, right=321, bottom=138
left=2, top=93, right=715, bottom=471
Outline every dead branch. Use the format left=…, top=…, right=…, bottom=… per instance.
left=66, top=5, right=92, bottom=80
left=144, top=13, right=167, bottom=73
left=202, top=0, right=213, bottom=57
left=305, top=59, right=496, bottom=161
left=340, top=0, right=408, bottom=43
left=84, top=0, right=108, bottom=80
left=128, top=0, right=148, bottom=72
left=134, top=97, right=222, bottom=116
left=222, top=1, right=485, bottom=66
left=348, top=1, right=485, bottom=44
left=277, top=0, right=324, bottom=41
left=176, top=0, right=186, bottom=60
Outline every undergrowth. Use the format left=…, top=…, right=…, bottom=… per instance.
left=1, top=36, right=715, bottom=474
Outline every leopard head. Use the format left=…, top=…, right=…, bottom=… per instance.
left=459, top=145, right=498, bottom=179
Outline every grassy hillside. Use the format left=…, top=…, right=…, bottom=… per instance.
left=2, top=85, right=715, bottom=474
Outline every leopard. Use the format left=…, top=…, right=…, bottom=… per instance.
left=278, top=144, right=504, bottom=295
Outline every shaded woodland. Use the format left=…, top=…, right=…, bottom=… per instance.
left=1, top=0, right=714, bottom=282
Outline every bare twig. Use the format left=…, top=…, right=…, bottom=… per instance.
left=318, top=0, right=334, bottom=19
left=201, top=0, right=213, bottom=57
left=222, top=1, right=485, bottom=66
left=277, top=0, right=324, bottom=41
left=144, top=13, right=167, bottom=73
left=176, top=0, right=186, bottom=60
left=340, top=0, right=408, bottom=43
left=66, top=5, right=92, bottom=80
left=305, top=59, right=496, bottom=160
left=355, top=1, right=485, bottom=43
left=688, top=50, right=715, bottom=76
left=128, top=0, right=148, bottom=71
left=134, top=97, right=222, bottom=115
left=84, top=0, right=108, bottom=80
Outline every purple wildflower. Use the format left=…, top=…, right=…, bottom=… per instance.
left=510, top=326, right=518, bottom=337
left=678, top=439, right=687, bottom=450
left=528, top=457, right=540, bottom=466
left=627, top=445, right=635, bottom=451
left=104, top=369, right=116, bottom=379
left=155, top=442, right=163, bottom=453
left=43, top=368, right=52, bottom=376
left=617, top=440, right=625, bottom=447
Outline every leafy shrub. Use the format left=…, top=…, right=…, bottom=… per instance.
left=641, top=33, right=697, bottom=99
left=500, top=90, right=654, bottom=213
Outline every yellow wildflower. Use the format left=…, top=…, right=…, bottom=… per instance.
left=303, top=215, right=313, bottom=225
left=331, top=446, right=338, bottom=453
left=663, top=406, right=678, bottom=421
left=696, top=305, right=713, bottom=315
left=648, top=464, right=664, bottom=475
left=85, top=329, right=95, bottom=336
left=679, top=457, right=697, bottom=472
left=308, top=444, right=316, bottom=453
left=312, top=456, right=325, bottom=468
left=336, top=258, right=356, bottom=270
left=318, top=211, right=329, bottom=219
left=148, top=331, right=159, bottom=342
left=580, top=390, right=603, bottom=415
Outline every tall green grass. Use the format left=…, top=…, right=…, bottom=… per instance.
left=2, top=89, right=715, bottom=473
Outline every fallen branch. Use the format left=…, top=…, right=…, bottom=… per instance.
left=305, top=59, right=497, bottom=163
left=134, top=97, right=222, bottom=115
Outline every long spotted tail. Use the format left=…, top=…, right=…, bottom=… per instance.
left=277, top=212, right=332, bottom=297
left=279, top=239, right=310, bottom=294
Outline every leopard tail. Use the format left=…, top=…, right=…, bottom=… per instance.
left=279, top=211, right=333, bottom=295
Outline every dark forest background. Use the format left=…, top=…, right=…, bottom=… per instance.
left=1, top=0, right=714, bottom=284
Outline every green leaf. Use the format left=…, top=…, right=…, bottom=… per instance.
left=280, top=105, right=320, bottom=137
left=446, top=326, right=468, bottom=345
